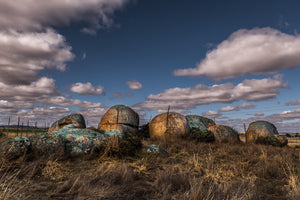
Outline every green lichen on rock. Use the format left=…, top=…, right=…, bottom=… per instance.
left=0, top=123, right=143, bottom=159
left=186, top=115, right=215, bottom=131
left=246, top=121, right=279, bottom=143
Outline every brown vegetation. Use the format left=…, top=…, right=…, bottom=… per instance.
left=1, top=133, right=300, bottom=200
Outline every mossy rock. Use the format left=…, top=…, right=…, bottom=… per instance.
left=246, top=121, right=279, bottom=143
left=208, top=125, right=240, bottom=143
left=186, top=115, right=215, bottom=131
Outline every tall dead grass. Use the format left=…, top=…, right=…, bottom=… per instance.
left=0, top=133, right=300, bottom=199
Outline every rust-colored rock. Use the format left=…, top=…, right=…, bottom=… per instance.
left=246, top=120, right=279, bottom=143
left=149, top=112, right=189, bottom=138
left=98, top=105, right=139, bottom=134
left=208, top=125, right=240, bottom=143
left=48, top=113, right=86, bottom=133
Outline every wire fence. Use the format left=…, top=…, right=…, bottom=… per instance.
left=0, top=117, right=48, bottom=139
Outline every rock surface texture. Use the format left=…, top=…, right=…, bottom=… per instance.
left=246, top=120, right=279, bottom=143
left=149, top=112, right=189, bottom=138
left=98, top=105, right=139, bottom=134
left=48, top=113, right=86, bottom=132
left=208, top=125, right=240, bottom=143
left=186, top=115, right=215, bottom=130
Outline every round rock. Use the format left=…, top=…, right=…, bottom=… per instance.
left=208, top=125, right=240, bottom=143
left=186, top=115, right=215, bottom=131
left=149, top=112, right=189, bottom=138
left=246, top=120, right=279, bottom=143
left=98, top=105, right=139, bottom=134
left=48, top=113, right=86, bottom=132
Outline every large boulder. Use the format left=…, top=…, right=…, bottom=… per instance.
left=1, top=124, right=106, bottom=155
left=246, top=121, right=279, bottom=143
left=186, top=115, right=215, bottom=131
left=0, top=124, right=133, bottom=156
left=48, top=113, right=86, bottom=132
left=208, top=125, right=240, bottom=143
left=149, top=112, right=189, bottom=138
left=98, top=105, right=139, bottom=134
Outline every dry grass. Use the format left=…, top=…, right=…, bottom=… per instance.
left=0, top=134, right=300, bottom=199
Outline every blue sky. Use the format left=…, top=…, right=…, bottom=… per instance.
left=1, top=0, right=300, bottom=132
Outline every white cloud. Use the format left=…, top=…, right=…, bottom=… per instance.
left=174, top=27, right=300, bottom=79
left=134, top=76, right=287, bottom=113
left=280, top=108, right=300, bottom=120
left=0, top=29, right=74, bottom=85
left=286, top=99, right=300, bottom=106
left=0, top=0, right=130, bottom=122
left=203, top=111, right=223, bottom=119
left=78, top=107, right=109, bottom=127
left=70, top=82, right=105, bottom=96
left=0, top=0, right=129, bottom=32
left=110, top=92, right=133, bottom=99
left=126, top=80, right=143, bottom=90
left=220, top=106, right=239, bottom=112
left=43, top=96, right=103, bottom=108
left=0, top=77, right=59, bottom=101
left=238, top=103, right=255, bottom=109
left=82, top=53, right=87, bottom=60
left=0, top=100, right=34, bottom=114
left=255, top=112, right=264, bottom=117
left=16, top=106, right=70, bottom=122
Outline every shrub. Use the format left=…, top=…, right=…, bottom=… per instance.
left=138, top=123, right=150, bottom=138
left=101, top=132, right=142, bottom=158
left=255, top=136, right=287, bottom=147
left=190, top=128, right=215, bottom=143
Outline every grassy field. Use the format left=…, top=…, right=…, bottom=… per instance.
left=1, top=135, right=300, bottom=200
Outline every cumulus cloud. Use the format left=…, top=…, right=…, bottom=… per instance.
left=43, top=96, right=103, bottom=108
left=0, top=77, right=59, bottom=101
left=279, top=109, right=300, bottom=120
left=78, top=107, right=109, bottom=127
left=134, top=76, right=287, bottom=113
left=126, top=80, right=143, bottom=90
left=255, top=112, right=264, bottom=117
left=110, top=92, right=133, bottom=99
left=174, top=27, right=300, bottom=79
left=286, top=99, right=300, bottom=106
left=0, top=100, right=34, bottom=114
left=15, top=106, right=71, bottom=125
left=220, top=106, right=239, bottom=112
left=70, top=82, right=105, bottom=96
left=203, top=111, right=223, bottom=119
left=239, top=103, right=256, bottom=109
left=0, top=29, right=74, bottom=85
left=0, top=0, right=129, bottom=32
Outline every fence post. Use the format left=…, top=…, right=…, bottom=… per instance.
left=21, top=122, right=23, bottom=137
left=27, top=120, right=29, bottom=136
left=7, top=116, right=10, bottom=137
left=17, top=116, right=20, bottom=137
